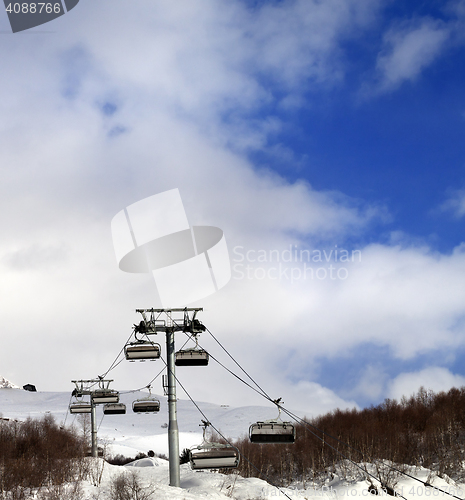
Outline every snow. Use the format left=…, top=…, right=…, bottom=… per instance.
left=0, top=386, right=297, bottom=456
left=0, top=376, right=20, bottom=389
left=73, top=459, right=465, bottom=500
left=78, top=458, right=327, bottom=500
left=124, top=457, right=165, bottom=467
left=1, top=387, right=464, bottom=499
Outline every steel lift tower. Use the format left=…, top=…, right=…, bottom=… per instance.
left=71, top=379, right=118, bottom=457
left=134, top=307, right=205, bottom=487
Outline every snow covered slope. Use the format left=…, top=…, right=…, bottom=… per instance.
left=66, top=456, right=465, bottom=500
left=2, top=387, right=465, bottom=500
left=0, top=388, right=298, bottom=457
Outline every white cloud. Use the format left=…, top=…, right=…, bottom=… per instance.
left=388, top=367, right=465, bottom=400
left=283, top=380, right=359, bottom=416
left=350, top=365, right=388, bottom=401
left=373, top=18, right=450, bottom=93
left=11, top=0, right=379, bottom=149
left=229, top=241, right=465, bottom=369
left=2, top=1, right=465, bottom=417
left=0, top=0, right=385, bottom=416
left=440, top=188, right=465, bottom=218
left=244, top=0, right=380, bottom=88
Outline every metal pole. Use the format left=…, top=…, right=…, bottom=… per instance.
left=166, top=327, right=180, bottom=487
left=91, top=402, right=97, bottom=458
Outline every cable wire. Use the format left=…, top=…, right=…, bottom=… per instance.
left=168, top=360, right=296, bottom=500
left=97, top=411, right=105, bottom=432
left=280, top=405, right=465, bottom=500
left=179, top=328, right=275, bottom=402
left=206, top=327, right=273, bottom=401
left=99, top=328, right=135, bottom=379
left=207, top=332, right=464, bottom=499
left=62, top=391, right=74, bottom=428
left=114, top=313, right=461, bottom=500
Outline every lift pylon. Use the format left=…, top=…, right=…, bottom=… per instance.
left=71, top=378, right=117, bottom=457
left=133, top=308, right=204, bottom=487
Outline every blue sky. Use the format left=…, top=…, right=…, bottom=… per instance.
left=1, top=0, right=465, bottom=416
left=248, top=0, right=465, bottom=406
left=246, top=3, right=465, bottom=251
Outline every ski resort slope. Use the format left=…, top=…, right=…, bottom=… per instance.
left=76, top=457, right=465, bottom=500
left=2, top=387, right=465, bottom=500
left=0, top=387, right=298, bottom=456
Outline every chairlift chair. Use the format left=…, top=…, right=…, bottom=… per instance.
left=249, top=421, right=296, bottom=443
left=249, top=398, right=296, bottom=444
left=132, top=398, right=160, bottom=413
left=132, top=386, right=160, bottom=413
left=189, top=420, right=240, bottom=470
left=69, top=402, right=92, bottom=414
left=175, top=331, right=209, bottom=366
left=175, top=348, right=209, bottom=366
left=92, top=389, right=119, bottom=404
left=125, top=341, right=161, bottom=361
left=189, top=446, right=240, bottom=470
left=103, top=403, right=126, bottom=415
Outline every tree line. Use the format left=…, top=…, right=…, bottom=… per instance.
left=2, top=386, right=465, bottom=496
left=0, top=414, right=86, bottom=497
left=231, top=386, right=465, bottom=487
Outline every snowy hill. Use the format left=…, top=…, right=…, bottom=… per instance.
left=0, top=387, right=297, bottom=457
left=1, top=388, right=464, bottom=499
left=84, top=459, right=465, bottom=500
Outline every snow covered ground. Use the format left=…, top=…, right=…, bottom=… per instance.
left=74, top=457, right=465, bottom=500
left=0, top=387, right=295, bottom=457
left=1, top=387, right=464, bottom=499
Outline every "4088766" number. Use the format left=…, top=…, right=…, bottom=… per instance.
left=5, top=3, right=61, bottom=14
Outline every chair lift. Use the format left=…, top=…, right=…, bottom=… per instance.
left=92, top=390, right=119, bottom=404
left=103, top=403, right=126, bottom=415
left=189, top=420, right=240, bottom=470
left=124, top=341, right=161, bottom=361
left=175, top=333, right=209, bottom=366
left=69, top=401, right=92, bottom=414
left=132, top=386, right=160, bottom=413
left=249, top=398, right=296, bottom=444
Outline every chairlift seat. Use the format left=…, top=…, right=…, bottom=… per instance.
left=249, top=421, right=296, bottom=443
left=189, top=447, right=239, bottom=469
left=92, top=390, right=119, bottom=404
left=69, top=402, right=92, bottom=414
left=125, top=342, right=161, bottom=361
left=103, top=403, right=126, bottom=415
left=132, top=399, right=160, bottom=413
left=175, top=349, right=209, bottom=366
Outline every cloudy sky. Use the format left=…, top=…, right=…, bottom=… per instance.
left=1, top=0, right=465, bottom=419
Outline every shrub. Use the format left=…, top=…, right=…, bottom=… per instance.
left=179, top=448, right=190, bottom=465
left=108, top=471, right=154, bottom=500
left=0, top=414, right=85, bottom=493
left=232, top=386, right=465, bottom=486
